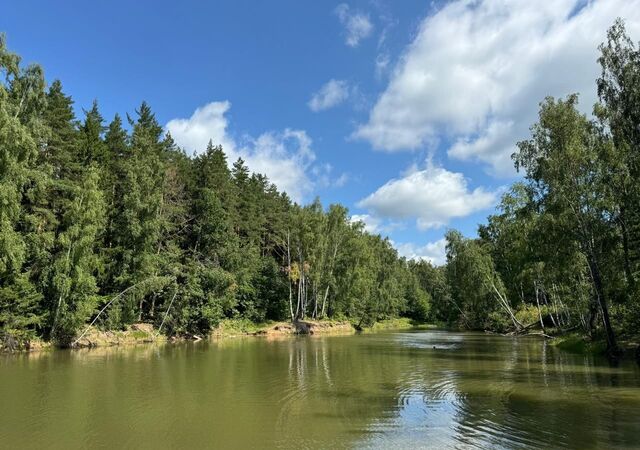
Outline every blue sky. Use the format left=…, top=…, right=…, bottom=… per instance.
left=3, top=0, right=640, bottom=264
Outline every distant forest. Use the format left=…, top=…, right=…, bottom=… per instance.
left=1, top=20, right=639, bottom=355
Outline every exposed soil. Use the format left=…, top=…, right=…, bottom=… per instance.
left=73, top=323, right=164, bottom=348
left=211, top=320, right=356, bottom=338
left=257, top=320, right=355, bottom=336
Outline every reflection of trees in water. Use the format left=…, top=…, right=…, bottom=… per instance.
left=3, top=333, right=640, bottom=449
left=412, top=333, right=640, bottom=449
left=274, top=336, right=412, bottom=449
left=352, top=332, right=640, bottom=449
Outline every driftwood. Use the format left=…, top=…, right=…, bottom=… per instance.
left=525, top=331, right=554, bottom=339
left=506, top=321, right=541, bottom=336
left=507, top=322, right=580, bottom=339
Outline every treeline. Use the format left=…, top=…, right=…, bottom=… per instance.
left=0, top=36, right=431, bottom=349
left=427, top=21, right=640, bottom=356
left=2, top=21, right=638, bottom=354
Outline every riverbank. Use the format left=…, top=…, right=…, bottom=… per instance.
left=211, top=317, right=425, bottom=338
left=1, top=323, right=166, bottom=353
left=1, top=317, right=426, bottom=353
left=72, top=323, right=167, bottom=348
left=211, top=319, right=356, bottom=338
left=550, top=332, right=640, bottom=359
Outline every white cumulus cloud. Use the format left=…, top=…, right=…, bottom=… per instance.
left=357, top=163, right=498, bottom=230
left=394, top=238, right=447, bottom=266
left=308, top=79, right=350, bottom=112
left=165, top=101, right=236, bottom=155
left=335, top=3, right=373, bottom=48
left=350, top=214, right=382, bottom=234
left=354, top=0, right=640, bottom=175
left=166, top=101, right=316, bottom=202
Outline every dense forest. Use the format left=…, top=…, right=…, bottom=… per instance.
left=1, top=21, right=639, bottom=356
left=435, top=20, right=640, bottom=357
left=0, top=33, right=431, bottom=350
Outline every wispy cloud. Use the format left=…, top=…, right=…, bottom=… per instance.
left=308, top=79, right=350, bottom=112
left=335, top=3, right=373, bottom=47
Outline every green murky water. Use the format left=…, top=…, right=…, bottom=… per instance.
left=2, top=330, right=640, bottom=449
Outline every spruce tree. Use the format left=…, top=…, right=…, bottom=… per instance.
left=49, top=168, right=106, bottom=345
left=79, top=100, right=106, bottom=164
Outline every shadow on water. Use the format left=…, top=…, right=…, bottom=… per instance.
left=1, top=330, right=640, bottom=449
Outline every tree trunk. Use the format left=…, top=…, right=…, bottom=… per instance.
left=320, top=285, right=330, bottom=318
left=138, top=297, right=144, bottom=321
left=287, top=231, right=294, bottom=321
left=312, top=281, right=318, bottom=319
left=487, top=276, right=522, bottom=330
left=302, top=274, right=307, bottom=319
left=295, top=279, right=301, bottom=321
left=150, top=292, right=157, bottom=318
left=544, top=291, right=558, bottom=328
left=618, top=208, right=635, bottom=289
left=587, top=256, right=619, bottom=356
left=534, top=281, right=545, bottom=332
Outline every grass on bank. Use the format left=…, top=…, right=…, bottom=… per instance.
left=367, top=317, right=434, bottom=331
left=212, top=318, right=278, bottom=337
left=213, top=317, right=432, bottom=338
left=551, top=333, right=608, bottom=355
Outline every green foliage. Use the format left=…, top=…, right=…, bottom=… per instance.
left=486, top=311, right=511, bottom=334
left=0, top=35, right=432, bottom=346
left=445, top=230, right=513, bottom=329
left=410, top=260, right=452, bottom=323
left=48, top=167, right=106, bottom=345
left=0, top=274, right=43, bottom=347
left=442, top=21, right=640, bottom=351
left=514, top=304, right=542, bottom=327
left=169, top=263, right=236, bottom=335
left=3, top=20, right=639, bottom=351
left=368, top=317, right=416, bottom=331
left=405, top=285, right=431, bottom=323
left=552, top=334, right=607, bottom=355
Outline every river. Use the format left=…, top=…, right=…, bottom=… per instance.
left=1, top=330, right=640, bottom=449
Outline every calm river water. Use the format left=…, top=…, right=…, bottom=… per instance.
left=2, top=330, right=640, bottom=449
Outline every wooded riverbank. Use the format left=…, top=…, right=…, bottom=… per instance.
left=2, top=22, right=640, bottom=359
left=2, top=318, right=426, bottom=353
left=6, top=318, right=639, bottom=364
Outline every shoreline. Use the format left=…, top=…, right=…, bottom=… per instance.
left=7, top=320, right=635, bottom=361
left=2, top=318, right=423, bottom=354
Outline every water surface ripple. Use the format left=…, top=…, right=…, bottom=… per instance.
left=1, top=330, right=639, bottom=449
